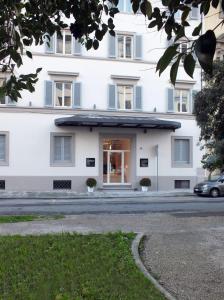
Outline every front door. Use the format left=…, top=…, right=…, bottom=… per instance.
left=103, top=138, right=131, bottom=185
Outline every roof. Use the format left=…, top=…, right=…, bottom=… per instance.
left=55, top=114, right=181, bottom=130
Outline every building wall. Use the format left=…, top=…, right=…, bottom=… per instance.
left=0, top=6, right=205, bottom=192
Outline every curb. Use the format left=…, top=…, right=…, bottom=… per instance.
left=131, top=233, right=176, bottom=300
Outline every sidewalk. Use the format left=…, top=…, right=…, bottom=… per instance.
left=0, top=190, right=194, bottom=200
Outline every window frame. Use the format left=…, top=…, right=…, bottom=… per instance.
left=117, top=34, right=134, bottom=59
left=54, top=81, right=72, bottom=108
left=55, top=31, right=72, bottom=55
left=174, top=88, right=190, bottom=113
left=0, top=132, right=9, bottom=166
left=50, top=133, right=75, bottom=167
left=116, top=84, right=134, bottom=110
left=171, top=136, right=193, bottom=168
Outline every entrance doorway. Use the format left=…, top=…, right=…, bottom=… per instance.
left=103, top=138, right=131, bottom=184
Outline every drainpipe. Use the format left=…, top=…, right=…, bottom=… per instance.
left=155, top=144, right=159, bottom=191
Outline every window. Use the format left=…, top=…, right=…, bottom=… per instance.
left=117, top=35, right=133, bottom=59
left=117, top=85, right=133, bottom=110
left=118, top=0, right=132, bottom=13
left=0, top=133, right=9, bottom=166
left=175, top=180, right=190, bottom=189
left=56, top=31, right=72, bottom=54
left=0, top=79, right=6, bottom=105
left=51, top=134, right=74, bottom=166
left=55, top=82, right=72, bottom=107
left=172, top=136, right=192, bottom=168
left=174, top=89, right=190, bottom=113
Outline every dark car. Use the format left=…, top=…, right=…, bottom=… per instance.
left=194, top=175, right=224, bottom=197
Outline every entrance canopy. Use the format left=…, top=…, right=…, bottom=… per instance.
left=55, top=114, right=181, bottom=130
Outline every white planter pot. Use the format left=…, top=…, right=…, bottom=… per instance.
left=141, top=186, right=148, bottom=192
left=87, top=186, right=94, bottom=193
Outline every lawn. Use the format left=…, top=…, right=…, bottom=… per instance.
left=0, top=215, right=64, bottom=223
left=0, top=233, right=165, bottom=300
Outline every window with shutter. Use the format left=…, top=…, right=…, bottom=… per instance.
left=117, top=35, right=133, bottom=59
left=117, top=85, right=134, bottom=110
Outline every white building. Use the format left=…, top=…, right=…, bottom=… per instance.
left=0, top=3, right=204, bottom=192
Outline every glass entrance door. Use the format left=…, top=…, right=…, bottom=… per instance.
left=103, top=138, right=131, bottom=185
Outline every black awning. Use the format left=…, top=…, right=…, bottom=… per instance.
left=55, top=114, right=181, bottom=130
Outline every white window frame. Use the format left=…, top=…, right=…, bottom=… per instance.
left=0, top=132, right=9, bottom=166
left=117, top=34, right=134, bottom=59
left=50, top=133, right=75, bottom=167
left=117, top=84, right=134, bottom=110
left=56, top=31, right=72, bottom=55
left=174, top=89, right=190, bottom=113
left=171, top=136, right=193, bottom=168
left=54, top=81, right=72, bottom=108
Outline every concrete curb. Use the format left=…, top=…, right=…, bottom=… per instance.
left=131, top=233, right=176, bottom=300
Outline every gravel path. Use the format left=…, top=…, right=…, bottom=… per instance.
left=141, top=218, right=224, bottom=300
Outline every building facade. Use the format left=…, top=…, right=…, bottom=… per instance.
left=0, top=4, right=205, bottom=192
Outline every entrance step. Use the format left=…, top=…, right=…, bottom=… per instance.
left=99, top=185, right=136, bottom=191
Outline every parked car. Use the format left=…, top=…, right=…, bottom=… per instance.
left=194, top=175, right=224, bottom=197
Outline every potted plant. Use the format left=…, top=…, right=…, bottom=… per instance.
left=86, top=178, right=97, bottom=192
left=139, top=178, right=151, bottom=192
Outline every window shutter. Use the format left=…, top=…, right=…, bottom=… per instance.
left=73, top=38, right=82, bottom=55
left=126, top=0, right=132, bottom=12
left=191, top=90, right=198, bottom=114
left=0, top=135, right=5, bottom=161
left=73, top=82, right=81, bottom=108
left=167, top=88, right=174, bottom=112
left=135, top=86, right=142, bottom=110
left=45, top=34, right=55, bottom=53
left=44, top=80, right=53, bottom=107
left=191, top=7, right=199, bottom=19
left=108, top=34, right=116, bottom=58
left=108, top=84, right=116, bottom=109
left=135, top=35, right=142, bottom=59
left=7, top=96, right=16, bottom=106
left=118, top=0, right=124, bottom=12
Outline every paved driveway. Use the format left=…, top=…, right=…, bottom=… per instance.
left=0, top=212, right=224, bottom=299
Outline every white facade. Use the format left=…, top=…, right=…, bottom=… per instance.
left=0, top=6, right=204, bottom=192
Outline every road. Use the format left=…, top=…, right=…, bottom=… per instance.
left=0, top=196, right=224, bottom=216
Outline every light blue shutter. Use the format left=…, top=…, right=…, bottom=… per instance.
left=7, top=96, right=16, bottom=106
left=73, top=38, right=82, bottom=55
left=118, top=0, right=124, bottom=12
left=135, top=86, right=142, bottom=110
left=45, top=34, right=55, bottom=53
left=191, top=90, right=198, bottom=114
left=108, top=34, right=116, bottom=58
left=108, top=84, right=116, bottom=110
left=44, top=80, right=53, bottom=107
left=135, top=35, right=142, bottom=59
left=0, top=135, right=5, bottom=161
left=167, top=88, right=174, bottom=112
left=73, top=82, right=81, bottom=108
left=191, top=7, right=199, bottom=19
left=126, top=0, right=132, bottom=13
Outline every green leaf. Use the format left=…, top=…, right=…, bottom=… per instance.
left=157, top=44, right=179, bottom=75
left=26, top=51, right=32, bottom=59
left=192, top=23, right=202, bottom=36
left=181, top=6, right=191, bottom=24
left=183, top=53, right=196, bottom=78
left=170, top=55, right=182, bottom=85
left=148, top=20, right=157, bottom=28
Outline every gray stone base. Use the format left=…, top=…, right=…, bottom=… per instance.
left=0, top=175, right=204, bottom=192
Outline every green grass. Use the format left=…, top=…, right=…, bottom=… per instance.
left=0, top=233, right=165, bottom=300
left=0, top=215, right=64, bottom=223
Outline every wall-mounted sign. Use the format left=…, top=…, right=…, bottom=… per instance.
left=140, top=158, right=148, bottom=167
left=86, top=158, right=95, bottom=167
